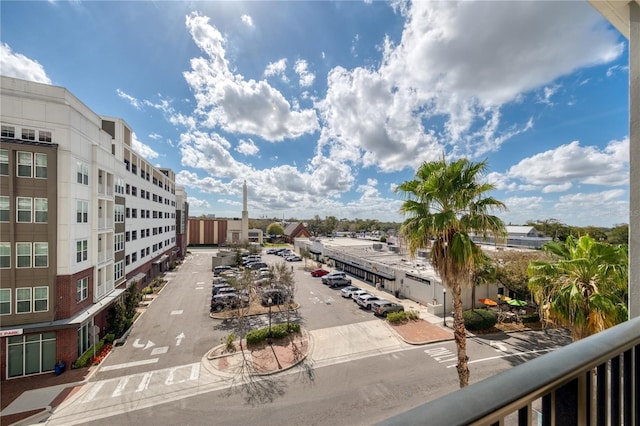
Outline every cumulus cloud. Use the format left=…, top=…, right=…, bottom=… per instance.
left=506, top=139, right=628, bottom=187
left=555, top=190, right=629, bottom=223
left=0, top=43, right=51, bottom=84
left=294, top=59, right=315, bottom=87
left=183, top=12, right=319, bottom=141
left=236, top=138, right=259, bottom=156
left=186, top=196, right=211, bottom=208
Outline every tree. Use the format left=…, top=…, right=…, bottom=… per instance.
left=470, top=253, right=496, bottom=310
left=488, top=250, right=547, bottom=300
left=606, top=223, right=629, bottom=245
left=396, top=158, right=506, bottom=388
left=266, top=222, right=285, bottom=237
left=528, top=235, right=628, bottom=340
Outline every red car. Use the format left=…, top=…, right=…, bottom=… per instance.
left=310, top=269, right=329, bottom=277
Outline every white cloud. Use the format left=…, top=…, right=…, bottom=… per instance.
left=294, top=59, right=315, bottom=87
left=506, top=139, right=629, bottom=187
left=542, top=182, right=572, bottom=193
left=117, top=89, right=143, bottom=110
left=132, top=132, right=159, bottom=160
left=0, top=43, right=51, bottom=84
left=183, top=12, right=319, bottom=142
left=148, top=133, right=162, bottom=140
left=241, top=14, right=253, bottom=28
left=264, top=58, right=288, bottom=82
left=186, top=196, right=211, bottom=208
left=555, top=190, right=629, bottom=224
left=236, top=138, right=259, bottom=156
left=537, top=84, right=561, bottom=106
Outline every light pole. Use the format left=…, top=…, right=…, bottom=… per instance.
left=443, top=288, right=447, bottom=327
left=267, top=297, right=273, bottom=345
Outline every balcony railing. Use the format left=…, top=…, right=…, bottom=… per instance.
left=378, top=315, right=640, bottom=426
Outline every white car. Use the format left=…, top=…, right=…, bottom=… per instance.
left=355, top=294, right=381, bottom=310
left=340, top=286, right=361, bottom=298
left=349, top=289, right=369, bottom=301
left=285, top=255, right=302, bottom=262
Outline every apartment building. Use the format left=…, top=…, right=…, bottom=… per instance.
left=0, top=76, right=184, bottom=380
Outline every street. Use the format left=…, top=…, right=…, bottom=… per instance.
left=45, top=248, right=571, bottom=425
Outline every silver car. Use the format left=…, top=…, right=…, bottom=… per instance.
left=340, top=286, right=361, bottom=298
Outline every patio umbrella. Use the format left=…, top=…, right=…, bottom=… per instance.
left=478, top=298, right=497, bottom=307
left=507, top=299, right=527, bottom=307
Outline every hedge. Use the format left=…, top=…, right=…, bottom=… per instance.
left=386, top=310, right=419, bottom=323
left=463, top=309, right=497, bottom=331
left=246, top=323, right=300, bottom=345
left=73, top=339, right=105, bottom=369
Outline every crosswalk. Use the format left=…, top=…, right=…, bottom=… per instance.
left=80, top=363, right=201, bottom=403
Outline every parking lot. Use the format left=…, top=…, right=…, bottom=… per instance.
left=207, top=248, right=396, bottom=331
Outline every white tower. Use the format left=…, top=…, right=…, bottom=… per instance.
left=242, top=180, right=249, bottom=242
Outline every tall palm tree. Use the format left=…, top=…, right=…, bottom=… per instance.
left=396, top=158, right=506, bottom=388
left=528, top=235, right=628, bottom=340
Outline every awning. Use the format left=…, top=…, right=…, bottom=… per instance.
left=0, top=288, right=126, bottom=333
left=127, top=272, right=146, bottom=284
left=153, top=254, right=169, bottom=265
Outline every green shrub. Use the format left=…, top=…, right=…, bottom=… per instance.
left=245, top=323, right=300, bottom=345
left=104, top=333, right=115, bottom=344
left=521, top=313, right=540, bottom=323
left=142, top=286, right=154, bottom=295
left=463, top=309, right=497, bottom=331
left=387, top=311, right=407, bottom=323
left=406, top=310, right=419, bottom=320
left=73, top=340, right=105, bottom=369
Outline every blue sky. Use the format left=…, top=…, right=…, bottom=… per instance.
left=0, top=1, right=630, bottom=227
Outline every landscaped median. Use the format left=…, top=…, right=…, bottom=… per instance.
left=205, top=325, right=310, bottom=376
left=209, top=302, right=301, bottom=319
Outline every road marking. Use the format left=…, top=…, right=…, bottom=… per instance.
left=196, top=281, right=204, bottom=285
left=165, top=368, right=175, bottom=385
left=81, top=381, right=105, bottom=403
left=151, top=346, right=169, bottom=355
left=171, top=310, right=183, bottom=315
left=132, top=339, right=144, bottom=348
left=190, top=363, right=200, bottom=381
left=424, top=347, right=457, bottom=364
left=136, top=372, right=153, bottom=392
left=144, top=340, right=156, bottom=350
left=490, top=340, right=509, bottom=352
left=175, top=332, right=185, bottom=346
left=112, top=377, right=130, bottom=397
left=100, top=358, right=160, bottom=371
left=446, top=348, right=557, bottom=368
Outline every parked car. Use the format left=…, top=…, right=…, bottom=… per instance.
left=285, top=255, right=302, bottom=262
left=266, top=248, right=277, bottom=254
left=326, top=276, right=352, bottom=288
left=355, top=293, right=381, bottom=309
left=259, top=288, right=289, bottom=306
left=278, top=250, right=293, bottom=257
left=212, top=285, right=236, bottom=296
left=349, top=289, right=369, bottom=300
left=322, top=271, right=347, bottom=285
left=310, top=269, right=329, bottom=277
left=210, top=293, right=249, bottom=312
left=340, top=286, right=361, bottom=298
left=372, top=301, right=405, bottom=317
left=247, top=262, right=268, bottom=270
left=213, top=265, right=232, bottom=275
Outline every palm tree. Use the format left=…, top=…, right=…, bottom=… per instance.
left=528, top=235, right=628, bottom=340
left=396, top=158, right=506, bottom=388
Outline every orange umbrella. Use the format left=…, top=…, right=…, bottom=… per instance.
left=478, top=298, right=497, bottom=307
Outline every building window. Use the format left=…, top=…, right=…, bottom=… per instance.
left=22, top=128, right=35, bottom=141
left=34, top=198, right=48, bottom=223
left=76, top=239, right=88, bottom=263
left=1, top=125, right=15, bottom=138
left=77, top=201, right=88, bottom=223
left=125, top=255, right=130, bottom=266
left=114, top=260, right=124, bottom=282
left=16, top=243, right=31, bottom=268
left=76, top=161, right=89, bottom=185
left=0, top=242, right=10, bottom=268
left=0, top=149, right=8, bottom=175
left=115, top=178, right=125, bottom=195
left=38, top=130, right=52, bottom=143
left=131, top=186, right=137, bottom=197
left=17, top=197, right=32, bottom=222
left=114, top=205, right=124, bottom=223
left=132, top=252, right=137, bottom=262
left=131, top=208, right=137, bottom=219
left=16, top=288, right=31, bottom=313
left=35, top=153, right=47, bottom=178
left=7, top=332, right=56, bottom=378
left=34, top=287, right=48, bottom=312
left=114, top=233, right=124, bottom=252
left=132, top=230, right=137, bottom=240
left=34, top=243, right=48, bottom=267
left=0, top=288, right=10, bottom=315
left=77, top=277, right=88, bottom=302
left=17, top=151, right=32, bottom=177
left=0, top=196, right=9, bottom=222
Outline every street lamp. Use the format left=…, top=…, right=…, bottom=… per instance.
left=267, top=297, right=273, bottom=345
left=443, top=288, right=447, bottom=327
